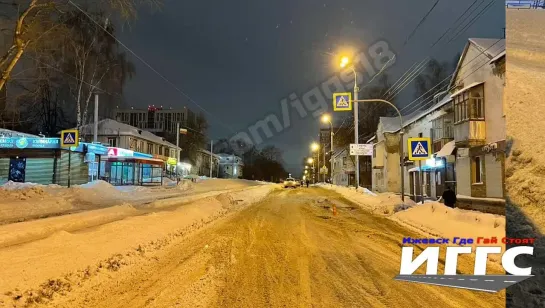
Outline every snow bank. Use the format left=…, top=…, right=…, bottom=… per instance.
left=2, top=181, right=47, bottom=190
left=392, top=202, right=505, bottom=240
left=320, top=185, right=504, bottom=241
left=505, top=10, right=545, bottom=306
left=319, top=184, right=410, bottom=215
left=0, top=183, right=275, bottom=303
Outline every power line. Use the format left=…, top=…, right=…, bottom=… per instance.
left=400, top=38, right=503, bottom=116
left=67, top=0, right=236, bottom=134
left=403, top=0, right=441, bottom=46
left=363, top=0, right=496, bottom=118
left=430, top=0, right=481, bottom=48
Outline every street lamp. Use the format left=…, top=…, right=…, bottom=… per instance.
left=339, top=55, right=360, bottom=189
left=321, top=113, right=334, bottom=185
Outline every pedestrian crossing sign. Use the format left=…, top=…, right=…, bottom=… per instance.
left=333, top=92, right=352, bottom=111
left=408, top=137, right=431, bottom=161
left=61, top=129, right=79, bottom=148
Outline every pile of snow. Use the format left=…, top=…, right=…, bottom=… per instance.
left=392, top=202, right=505, bottom=241
left=71, top=180, right=130, bottom=202
left=321, top=185, right=411, bottom=215
left=505, top=10, right=545, bottom=306
left=1, top=181, right=61, bottom=191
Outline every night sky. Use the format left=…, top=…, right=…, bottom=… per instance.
left=117, top=0, right=505, bottom=175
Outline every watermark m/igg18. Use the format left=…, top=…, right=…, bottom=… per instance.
left=219, top=40, right=397, bottom=155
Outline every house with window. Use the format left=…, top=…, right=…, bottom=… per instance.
left=331, top=148, right=355, bottom=186
left=217, top=153, right=243, bottom=179
left=79, top=118, right=181, bottom=165
left=392, top=93, right=454, bottom=202
left=372, top=110, right=421, bottom=193
left=190, top=149, right=220, bottom=177
left=449, top=38, right=506, bottom=214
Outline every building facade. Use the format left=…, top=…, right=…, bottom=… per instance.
left=191, top=149, right=220, bottom=177
left=331, top=148, right=355, bottom=186
left=450, top=38, right=506, bottom=214
left=370, top=38, right=505, bottom=214
left=78, top=119, right=180, bottom=168
left=217, top=153, right=244, bottom=179
left=114, top=105, right=196, bottom=140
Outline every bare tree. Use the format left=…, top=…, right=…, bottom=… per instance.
left=0, top=0, right=160, bottom=92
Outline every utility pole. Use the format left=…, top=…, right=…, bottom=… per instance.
left=210, top=140, right=213, bottom=178
left=176, top=122, right=180, bottom=176
left=354, top=74, right=360, bottom=190
left=93, top=93, right=99, bottom=143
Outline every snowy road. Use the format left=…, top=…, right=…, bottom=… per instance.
left=0, top=186, right=506, bottom=308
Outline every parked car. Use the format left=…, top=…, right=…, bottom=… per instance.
left=294, top=179, right=301, bottom=187
left=283, top=177, right=297, bottom=188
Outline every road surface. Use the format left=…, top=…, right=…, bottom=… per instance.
left=24, top=187, right=503, bottom=307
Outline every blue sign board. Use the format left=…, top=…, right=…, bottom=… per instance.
left=133, top=152, right=153, bottom=158
left=408, top=137, right=432, bottom=161
left=84, top=143, right=108, bottom=155
left=0, top=137, right=60, bottom=149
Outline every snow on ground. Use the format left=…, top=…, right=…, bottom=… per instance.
left=0, top=178, right=262, bottom=225
left=318, top=184, right=505, bottom=243
left=505, top=10, right=545, bottom=307
left=0, top=184, right=275, bottom=305
left=316, top=184, right=414, bottom=215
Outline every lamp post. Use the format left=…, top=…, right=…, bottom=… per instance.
left=351, top=99, right=405, bottom=202
left=340, top=57, right=359, bottom=189
left=321, top=114, right=333, bottom=185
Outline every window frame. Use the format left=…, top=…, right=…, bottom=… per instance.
left=472, top=155, right=484, bottom=184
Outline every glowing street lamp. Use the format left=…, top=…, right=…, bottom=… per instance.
left=340, top=56, right=349, bottom=68
left=311, top=142, right=319, bottom=152
left=307, top=158, right=314, bottom=164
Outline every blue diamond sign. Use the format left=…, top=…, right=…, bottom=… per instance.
left=333, top=92, right=352, bottom=111
left=408, top=137, right=431, bottom=161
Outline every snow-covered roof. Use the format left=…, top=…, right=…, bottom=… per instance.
left=198, top=148, right=220, bottom=158
left=468, top=38, right=505, bottom=59
left=378, top=110, right=422, bottom=133
left=0, top=129, right=38, bottom=138
left=449, top=38, right=505, bottom=90
left=450, top=81, right=485, bottom=98
left=377, top=94, right=452, bottom=134
left=489, top=50, right=506, bottom=64
left=78, top=119, right=180, bottom=149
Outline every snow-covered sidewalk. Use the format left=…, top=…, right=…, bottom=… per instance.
left=0, top=179, right=266, bottom=225
left=318, top=184, right=505, bottom=241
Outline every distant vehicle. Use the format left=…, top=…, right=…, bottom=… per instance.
left=293, top=179, right=301, bottom=187
left=283, top=177, right=297, bottom=188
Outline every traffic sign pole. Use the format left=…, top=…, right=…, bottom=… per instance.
left=419, top=160, right=423, bottom=203
left=354, top=83, right=359, bottom=190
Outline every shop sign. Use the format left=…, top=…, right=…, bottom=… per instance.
left=167, top=157, right=177, bottom=165
left=85, top=143, right=108, bottom=155
left=0, top=137, right=60, bottom=149
left=107, top=147, right=134, bottom=157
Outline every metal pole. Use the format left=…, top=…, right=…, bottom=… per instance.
left=353, top=68, right=359, bottom=190
left=419, top=160, right=423, bottom=204
left=330, top=123, right=334, bottom=185
left=68, top=150, right=71, bottom=188
left=210, top=140, right=213, bottom=178
left=400, top=131, right=405, bottom=202
left=352, top=99, right=404, bottom=200
left=176, top=122, right=180, bottom=174
left=93, top=93, right=99, bottom=143
left=316, top=149, right=320, bottom=183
